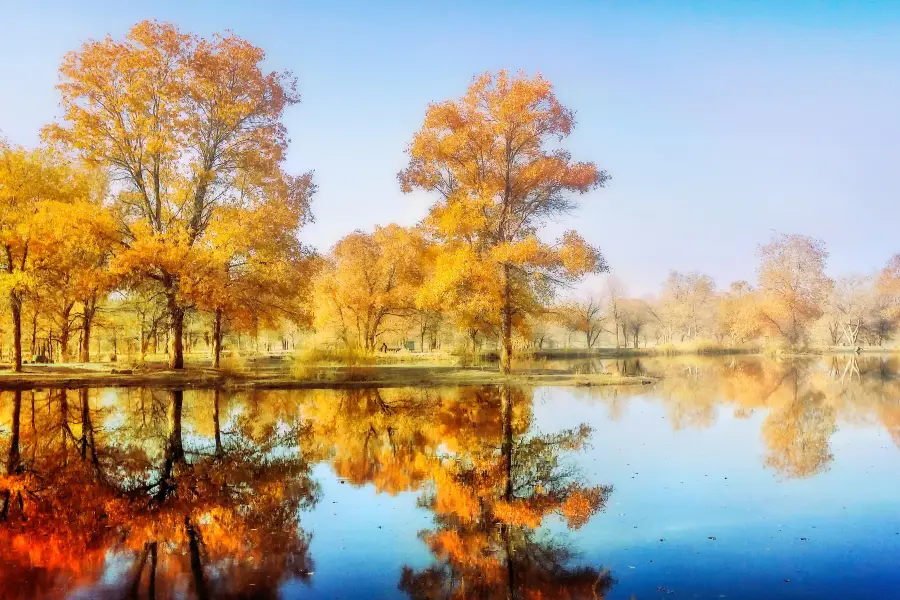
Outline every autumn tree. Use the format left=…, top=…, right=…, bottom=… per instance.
left=828, top=275, right=875, bottom=347
left=400, top=71, right=609, bottom=373
left=757, top=233, right=833, bottom=347
left=195, top=173, right=315, bottom=367
left=35, top=184, right=121, bottom=362
left=717, top=281, right=761, bottom=346
left=658, top=270, right=716, bottom=342
left=46, top=20, right=306, bottom=369
left=556, top=296, right=605, bottom=349
left=874, top=255, right=900, bottom=344
left=0, top=145, right=91, bottom=371
left=314, top=225, right=427, bottom=351
left=604, top=275, right=626, bottom=348
left=618, top=297, right=654, bottom=348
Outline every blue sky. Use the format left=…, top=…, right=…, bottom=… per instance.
left=1, top=1, right=898, bottom=295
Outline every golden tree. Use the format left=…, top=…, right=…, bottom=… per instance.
left=313, top=225, right=427, bottom=351
left=717, top=280, right=762, bottom=346
left=46, top=20, right=307, bottom=368
left=0, top=145, right=92, bottom=371
left=555, top=296, right=605, bottom=349
left=756, top=233, right=833, bottom=347
left=34, top=182, right=121, bottom=362
left=400, top=71, right=609, bottom=372
left=195, top=173, right=315, bottom=367
left=658, top=270, right=716, bottom=342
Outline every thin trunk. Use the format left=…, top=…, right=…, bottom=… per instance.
left=60, top=302, right=74, bottom=362
left=8, top=390, right=22, bottom=475
left=500, top=264, right=513, bottom=374
left=2, top=391, right=23, bottom=520
left=80, top=388, right=90, bottom=461
left=153, top=391, right=184, bottom=506
left=30, top=308, right=38, bottom=357
left=11, top=293, right=22, bottom=372
left=169, top=390, right=184, bottom=463
left=149, top=542, right=158, bottom=599
left=500, top=386, right=513, bottom=502
left=499, top=385, right=516, bottom=596
left=213, top=389, right=223, bottom=458
left=80, top=300, right=96, bottom=362
left=213, top=308, right=223, bottom=369
left=168, top=294, right=185, bottom=370
left=186, top=517, right=209, bottom=600
left=60, top=389, right=69, bottom=463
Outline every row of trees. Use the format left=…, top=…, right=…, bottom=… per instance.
left=554, top=233, right=900, bottom=351
left=315, top=71, right=608, bottom=372
left=2, top=22, right=608, bottom=374
left=5, top=20, right=895, bottom=372
left=1, top=21, right=315, bottom=372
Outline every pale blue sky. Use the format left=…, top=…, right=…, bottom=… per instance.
left=1, top=1, right=898, bottom=294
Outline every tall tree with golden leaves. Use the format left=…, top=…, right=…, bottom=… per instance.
left=195, top=173, right=315, bottom=367
left=314, top=225, right=427, bottom=351
left=757, top=233, right=833, bottom=347
left=400, top=71, right=609, bottom=373
left=0, top=145, right=92, bottom=371
left=45, top=21, right=305, bottom=369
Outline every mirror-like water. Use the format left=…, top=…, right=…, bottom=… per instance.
left=1, top=355, right=899, bottom=599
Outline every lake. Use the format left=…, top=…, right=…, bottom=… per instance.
left=1, top=355, right=899, bottom=599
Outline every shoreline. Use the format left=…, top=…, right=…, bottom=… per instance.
left=0, top=347, right=893, bottom=390
left=0, top=364, right=656, bottom=390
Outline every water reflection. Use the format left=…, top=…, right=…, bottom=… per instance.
left=1, top=387, right=319, bottom=598
left=1, top=355, right=899, bottom=598
left=570, top=354, right=900, bottom=478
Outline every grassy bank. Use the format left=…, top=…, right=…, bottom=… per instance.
left=530, top=344, right=899, bottom=359
left=0, top=362, right=655, bottom=390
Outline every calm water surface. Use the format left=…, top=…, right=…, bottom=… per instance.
left=1, top=356, right=899, bottom=599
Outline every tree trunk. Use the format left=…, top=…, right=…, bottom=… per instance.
left=213, top=308, right=223, bottom=369
left=186, top=516, right=209, bottom=599
left=30, top=309, right=38, bottom=357
left=7, top=390, right=22, bottom=475
left=80, top=300, right=96, bottom=363
left=499, top=264, right=513, bottom=374
left=59, top=302, right=74, bottom=362
left=11, top=293, right=22, bottom=372
left=168, top=296, right=185, bottom=370
left=1, top=390, right=23, bottom=520
left=213, top=389, right=223, bottom=458
left=500, top=386, right=513, bottom=501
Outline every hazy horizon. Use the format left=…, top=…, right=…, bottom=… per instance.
left=2, top=0, right=898, bottom=295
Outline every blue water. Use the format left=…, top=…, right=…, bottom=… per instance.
left=1, top=356, right=899, bottom=598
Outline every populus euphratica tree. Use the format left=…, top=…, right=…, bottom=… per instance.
left=45, top=20, right=304, bottom=369
left=0, top=145, right=92, bottom=372
left=399, top=71, right=609, bottom=373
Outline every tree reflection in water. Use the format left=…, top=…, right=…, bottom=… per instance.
left=2, top=357, right=899, bottom=597
left=0, top=387, right=319, bottom=599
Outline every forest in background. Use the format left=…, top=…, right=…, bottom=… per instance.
left=2, top=21, right=899, bottom=375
